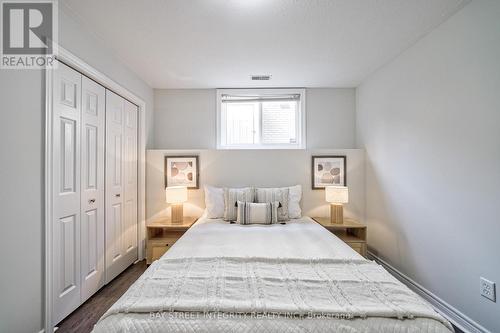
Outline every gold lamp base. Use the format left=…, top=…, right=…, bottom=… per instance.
left=330, top=204, right=344, bottom=224
left=171, top=203, right=184, bottom=223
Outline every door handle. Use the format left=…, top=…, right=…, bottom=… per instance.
left=89, top=198, right=96, bottom=204
left=115, top=193, right=121, bottom=198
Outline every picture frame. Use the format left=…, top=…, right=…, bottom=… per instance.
left=164, top=155, right=199, bottom=189
left=311, top=155, right=346, bottom=189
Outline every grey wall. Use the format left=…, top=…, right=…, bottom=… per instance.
left=356, top=1, right=500, bottom=332
left=154, top=88, right=356, bottom=149
left=154, top=90, right=216, bottom=148
left=0, top=70, right=45, bottom=333
left=0, top=8, right=154, bottom=333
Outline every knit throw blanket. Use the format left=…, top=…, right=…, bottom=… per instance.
left=100, top=257, right=451, bottom=330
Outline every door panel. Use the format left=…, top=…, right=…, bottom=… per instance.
left=83, top=209, right=97, bottom=276
left=105, top=91, right=138, bottom=283
left=113, top=134, right=122, bottom=186
left=60, top=118, right=76, bottom=193
left=105, top=90, right=123, bottom=283
left=123, top=100, right=138, bottom=256
left=61, top=80, right=77, bottom=108
left=59, top=215, right=77, bottom=296
left=111, top=202, right=122, bottom=261
left=80, top=76, right=105, bottom=302
left=124, top=199, right=135, bottom=253
left=85, top=125, right=97, bottom=189
left=52, top=62, right=81, bottom=325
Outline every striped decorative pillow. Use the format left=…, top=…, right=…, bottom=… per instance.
left=236, top=201, right=279, bottom=225
left=223, top=187, right=255, bottom=221
left=255, top=187, right=289, bottom=221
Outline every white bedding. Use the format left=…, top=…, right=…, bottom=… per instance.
left=167, top=215, right=363, bottom=260
left=93, top=216, right=453, bottom=333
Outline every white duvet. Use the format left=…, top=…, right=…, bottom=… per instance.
left=93, top=216, right=453, bottom=333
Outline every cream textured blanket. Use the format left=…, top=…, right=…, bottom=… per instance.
left=99, top=256, right=452, bottom=331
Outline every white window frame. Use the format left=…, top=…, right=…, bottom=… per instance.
left=216, top=88, right=306, bottom=149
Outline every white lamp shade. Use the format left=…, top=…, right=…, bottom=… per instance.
left=165, top=186, right=188, bottom=204
left=325, top=186, right=348, bottom=204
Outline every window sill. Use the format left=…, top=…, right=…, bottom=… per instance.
left=216, top=144, right=306, bottom=150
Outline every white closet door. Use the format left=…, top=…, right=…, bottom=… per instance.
left=80, top=77, right=105, bottom=302
left=123, top=99, right=138, bottom=259
left=52, top=62, right=82, bottom=324
left=105, top=91, right=138, bottom=283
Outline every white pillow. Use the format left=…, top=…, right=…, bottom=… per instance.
left=288, top=185, right=302, bottom=218
left=207, top=185, right=301, bottom=219
left=255, top=187, right=289, bottom=221
left=223, top=187, right=255, bottom=221
left=254, top=185, right=302, bottom=219
left=236, top=201, right=279, bottom=225
left=204, top=185, right=224, bottom=218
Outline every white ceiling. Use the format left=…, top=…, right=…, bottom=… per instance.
left=62, top=0, right=468, bottom=89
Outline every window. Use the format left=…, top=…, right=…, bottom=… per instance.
left=217, top=89, right=306, bottom=149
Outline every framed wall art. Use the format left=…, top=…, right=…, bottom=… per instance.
left=311, top=155, right=346, bottom=189
left=164, top=155, right=199, bottom=189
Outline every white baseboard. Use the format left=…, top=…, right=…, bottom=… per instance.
left=38, top=326, right=58, bottom=333
left=368, top=251, right=489, bottom=333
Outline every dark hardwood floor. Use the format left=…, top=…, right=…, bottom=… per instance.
left=56, top=260, right=147, bottom=333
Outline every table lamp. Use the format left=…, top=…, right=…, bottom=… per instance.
left=165, top=186, right=188, bottom=223
left=325, top=186, right=348, bottom=224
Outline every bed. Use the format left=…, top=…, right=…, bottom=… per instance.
left=93, top=215, right=453, bottom=332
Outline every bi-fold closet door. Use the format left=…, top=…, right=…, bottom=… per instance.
left=52, top=61, right=138, bottom=325
left=80, top=75, right=106, bottom=302
left=105, top=90, right=138, bottom=284
left=52, top=62, right=85, bottom=322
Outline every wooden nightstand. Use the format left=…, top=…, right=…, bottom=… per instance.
left=146, top=216, right=197, bottom=264
left=312, top=217, right=367, bottom=257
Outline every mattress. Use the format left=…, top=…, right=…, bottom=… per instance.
left=93, top=215, right=453, bottom=333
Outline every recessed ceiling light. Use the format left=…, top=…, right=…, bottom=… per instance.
left=251, top=74, right=272, bottom=81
